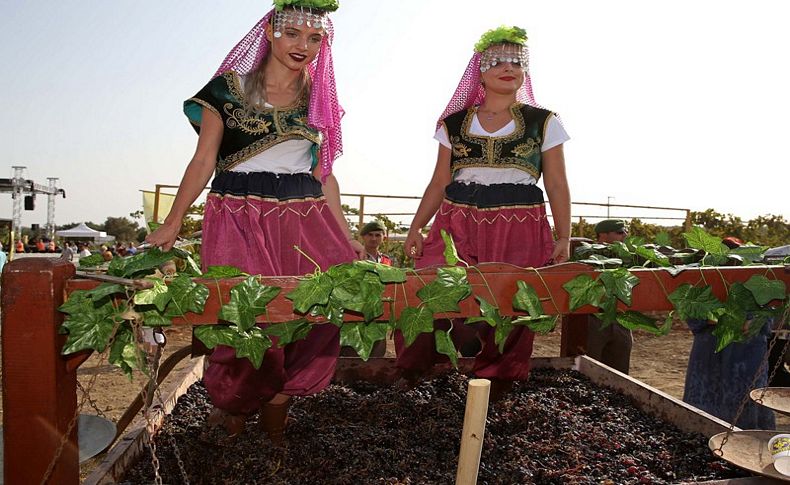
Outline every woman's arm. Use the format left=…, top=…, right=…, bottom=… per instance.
left=542, top=144, right=571, bottom=263
left=145, top=107, right=222, bottom=251
left=404, top=145, right=452, bottom=258
left=314, top=164, right=365, bottom=259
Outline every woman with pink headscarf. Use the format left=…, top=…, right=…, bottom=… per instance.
left=398, top=26, right=572, bottom=399
left=146, top=0, right=362, bottom=440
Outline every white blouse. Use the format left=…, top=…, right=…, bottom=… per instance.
left=434, top=114, right=569, bottom=186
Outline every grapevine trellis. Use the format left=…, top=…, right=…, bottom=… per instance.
left=1, top=229, right=788, bottom=485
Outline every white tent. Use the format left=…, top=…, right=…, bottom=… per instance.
left=55, top=223, right=113, bottom=242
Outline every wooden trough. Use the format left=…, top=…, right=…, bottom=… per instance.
left=1, top=258, right=788, bottom=484
left=80, top=354, right=784, bottom=484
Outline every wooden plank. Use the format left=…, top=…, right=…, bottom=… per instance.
left=64, top=263, right=790, bottom=325
left=575, top=355, right=734, bottom=437
left=82, top=356, right=205, bottom=485
left=1, top=257, right=78, bottom=485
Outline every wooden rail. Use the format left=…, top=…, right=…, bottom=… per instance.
left=2, top=257, right=788, bottom=484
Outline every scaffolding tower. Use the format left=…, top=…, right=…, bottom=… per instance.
left=0, top=166, right=66, bottom=253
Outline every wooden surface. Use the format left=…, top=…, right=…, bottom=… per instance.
left=455, top=379, right=491, bottom=485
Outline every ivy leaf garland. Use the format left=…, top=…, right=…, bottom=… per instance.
left=340, top=322, right=389, bottom=361
left=218, top=276, right=281, bottom=331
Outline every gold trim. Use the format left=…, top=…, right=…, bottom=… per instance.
left=438, top=200, right=548, bottom=224
left=442, top=198, right=546, bottom=212
left=205, top=193, right=331, bottom=218
left=217, top=131, right=320, bottom=171
left=186, top=97, right=221, bottom=122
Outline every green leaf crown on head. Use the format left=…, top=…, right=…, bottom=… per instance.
left=273, top=0, right=340, bottom=12
left=474, top=25, right=528, bottom=53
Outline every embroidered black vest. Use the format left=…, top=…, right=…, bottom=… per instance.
left=183, top=71, right=321, bottom=172
left=442, top=103, right=553, bottom=180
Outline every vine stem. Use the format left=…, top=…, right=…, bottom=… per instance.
left=647, top=270, right=672, bottom=301
left=293, top=245, right=321, bottom=272
left=529, top=267, right=562, bottom=316
left=468, top=266, right=498, bottom=308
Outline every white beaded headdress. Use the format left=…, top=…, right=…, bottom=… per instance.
left=273, top=7, right=329, bottom=37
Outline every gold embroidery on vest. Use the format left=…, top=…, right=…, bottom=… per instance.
left=450, top=136, right=472, bottom=157
left=512, top=139, right=540, bottom=159
left=224, top=103, right=273, bottom=134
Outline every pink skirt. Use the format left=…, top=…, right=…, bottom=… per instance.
left=396, top=181, right=554, bottom=381
left=201, top=171, right=356, bottom=414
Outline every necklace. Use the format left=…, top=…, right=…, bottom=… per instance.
left=478, top=109, right=497, bottom=121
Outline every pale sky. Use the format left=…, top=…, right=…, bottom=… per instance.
left=1, top=0, right=788, bottom=229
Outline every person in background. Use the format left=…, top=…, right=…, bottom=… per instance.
left=398, top=25, right=571, bottom=400
left=0, top=245, right=7, bottom=273
left=62, top=241, right=75, bottom=261
left=585, top=219, right=633, bottom=374
left=78, top=243, right=92, bottom=258
left=359, top=220, right=393, bottom=266
left=683, top=236, right=775, bottom=429
left=127, top=242, right=138, bottom=256
left=15, top=239, right=24, bottom=254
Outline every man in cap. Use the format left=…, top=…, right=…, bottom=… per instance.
left=586, top=219, right=633, bottom=373
left=359, top=220, right=394, bottom=266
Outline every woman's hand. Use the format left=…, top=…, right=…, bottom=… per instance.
left=404, top=229, right=424, bottom=259
left=145, top=221, right=182, bottom=252
left=550, top=237, right=570, bottom=264
left=349, top=238, right=365, bottom=260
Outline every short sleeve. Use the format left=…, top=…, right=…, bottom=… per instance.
left=434, top=123, right=452, bottom=148
left=183, top=74, right=228, bottom=131
left=541, top=115, right=570, bottom=152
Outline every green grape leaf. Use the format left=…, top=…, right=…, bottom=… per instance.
left=108, top=326, right=143, bottom=378
left=331, top=270, right=385, bottom=322
left=434, top=329, right=458, bottom=368
left=134, top=279, right=171, bottom=312
left=513, top=315, right=559, bottom=334
left=599, top=268, right=640, bottom=306
left=634, top=246, right=671, bottom=267
left=59, top=290, right=94, bottom=315
left=655, top=232, right=672, bottom=246
left=172, top=247, right=202, bottom=276
left=353, top=260, right=407, bottom=283
left=668, top=284, right=726, bottom=322
left=494, top=317, right=516, bottom=353
left=141, top=310, right=172, bottom=327
left=340, top=322, right=389, bottom=361
left=397, top=306, right=435, bottom=347
left=608, top=241, right=635, bottom=265
left=264, top=319, right=313, bottom=347
left=512, top=280, right=545, bottom=317
left=578, top=254, right=623, bottom=269
left=624, top=235, right=646, bottom=252
left=595, top=296, right=618, bottom=324
left=233, top=327, right=273, bottom=369
left=440, top=229, right=462, bottom=266
left=683, top=227, right=728, bottom=256
left=164, top=275, right=210, bottom=318
left=615, top=311, right=664, bottom=335
left=116, top=248, right=179, bottom=278
left=78, top=254, right=105, bottom=268
left=84, top=283, right=126, bottom=302
left=194, top=325, right=239, bottom=349
left=744, top=275, right=786, bottom=306
left=202, top=265, right=247, bottom=279
left=60, top=302, right=117, bottom=354
left=287, top=272, right=334, bottom=314
left=563, top=274, right=606, bottom=312
left=417, top=267, right=472, bottom=313
left=218, top=276, right=280, bottom=331
left=311, top=295, right=346, bottom=327
left=728, top=246, right=768, bottom=264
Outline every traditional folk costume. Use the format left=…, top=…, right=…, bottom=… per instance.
left=185, top=1, right=354, bottom=416
left=396, top=27, right=569, bottom=381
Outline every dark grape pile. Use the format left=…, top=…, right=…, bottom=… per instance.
left=122, top=370, right=749, bottom=484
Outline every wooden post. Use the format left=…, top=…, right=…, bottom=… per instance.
left=358, top=195, right=365, bottom=232
left=1, top=257, right=78, bottom=485
left=152, top=184, right=162, bottom=224
left=560, top=314, right=588, bottom=357
left=455, top=379, right=491, bottom=485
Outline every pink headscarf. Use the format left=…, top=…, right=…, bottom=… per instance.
left=214, top=8, right=343, bottom=182
left=436, top=47, right=540, bottom=130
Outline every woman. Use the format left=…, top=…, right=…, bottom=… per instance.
left=396, top=26, right=571, bottom=396
left=146, top=0, right=363, bottom=440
